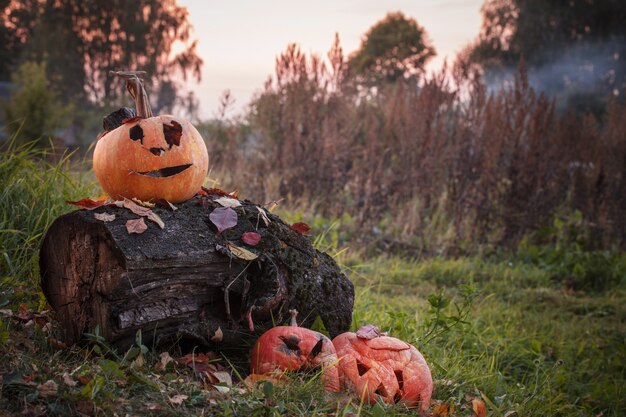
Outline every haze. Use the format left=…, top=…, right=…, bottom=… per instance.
left=177, top=0, right=483, bottom=118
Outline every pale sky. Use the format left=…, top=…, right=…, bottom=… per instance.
left=177, top=0, right=484, bottom=119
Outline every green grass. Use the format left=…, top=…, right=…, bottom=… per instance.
left=0, top=140, right=96, bottom=307
left=1, top=144, right=624, bottom=416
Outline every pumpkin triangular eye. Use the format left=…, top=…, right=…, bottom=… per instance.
left=374, top=383, right=388, bottom=398
left=356, top=359, right=369, bottom=376
left=308, top=338, right=324, bottom=359
left=163, top=120, right=183, bottom=148
left=279, top=335, right=301, bottom=351
left=130, top=124, right=144, bottom=144
left=394, top=370, right=404, bottom=391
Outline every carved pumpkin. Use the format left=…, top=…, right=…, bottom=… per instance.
left=93, top=71, right=208, bottom=203
left=333, top=330, right=433, bottom=410
left=250, top=310, right=340, bottom=392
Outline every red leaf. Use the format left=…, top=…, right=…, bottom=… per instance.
left=66, top=198, right=107, bottom=210
left=291, top=222, right=311, bottom=235
left=242, top=231, right=261, bottom=246
left=209, top=207, right=238, bottom=234
left=356, top=324, right=381, bottom=340
left=177, top=352, right=212, bottom=366
left=122, top=116, right=142, bottom=124
left=122, top=199, right=165, bottom=228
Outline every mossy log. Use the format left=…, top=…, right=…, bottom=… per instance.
left=39, top=195, right=354, bottom=351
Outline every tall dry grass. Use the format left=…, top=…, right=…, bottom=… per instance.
left=209, top=44, right=626, bottom=254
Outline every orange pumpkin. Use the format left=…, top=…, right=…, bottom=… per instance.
left=93, top=71, right=208, bottom=203
left=333, top=329, right=433, bottom=410
left=250, top=310, right=340, bottom=392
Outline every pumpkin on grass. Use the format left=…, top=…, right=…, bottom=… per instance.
left=93, top=71, right=208, bottom=203
left=250, top=310, right=340, bottom=392
left=333, top=328, right=433, bottom=410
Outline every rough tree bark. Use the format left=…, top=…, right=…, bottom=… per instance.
left=40, top=195, right=354, bottom=351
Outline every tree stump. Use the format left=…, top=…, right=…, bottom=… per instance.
left=39, top=195, right=354, bottom=351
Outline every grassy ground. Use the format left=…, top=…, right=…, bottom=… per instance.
left=1, top=143, right=624, bottom=416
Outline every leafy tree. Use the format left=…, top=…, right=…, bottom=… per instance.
left=348, top=12, right=436, bottom=85
left=0, top=0, right=202, bottom=113
left=4, top=61, right=71, bottom=145
left=0, top=0, right=40, bottom=80
left=463, top=0, right=626, bottom=104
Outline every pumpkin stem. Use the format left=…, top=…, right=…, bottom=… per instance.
left=288, top=309, right=298, bottom=327
left=110, top=70, right=153, bottom=119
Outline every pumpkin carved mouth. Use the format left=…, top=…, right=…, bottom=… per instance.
left=131, top=163, right=192, bottom=178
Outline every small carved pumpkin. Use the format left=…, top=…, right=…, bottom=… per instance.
left=93, top=71, right=208, bottom=203
left=333, top=329, right=433, bottom=410
left=250, top=310, right=340, bottom=392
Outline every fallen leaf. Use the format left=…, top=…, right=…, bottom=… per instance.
left=472, top=398, right=486, bottom=417
left=94, top=212, right=115, bottom=222
left=209, top=207, right=238, bottom=234
left=123, top=199, right=164, bottom=228
left=126, top=218, right=147, bottom=234
left=41, top=322, right=52, bottom=334
left=291, top=222, right=311, bottom=235
left=213, top=385, right=230, bottom=394
left=47, top=337, right=69, bottom=350
left=227, top=243, right=258, bottom=260
left=131, top=352, right=145, bottom=369
left=154, top=352, right=174, bottom=372
left=62, top=372, right=77, bottom=387
left=23, top=319, right=35, bottom=337
left=37, top=380, right=58, bottom=397
left=242, top=231, right=261, bottom=246
left=131, top=198, right=155, bottom=208
left=18, top=303, right=31, bottom=320
left=257, top=206, right=270, bottom=226
left=433, top=402, right=454, bottom=416
left=266, top=200, right=280, bottom=212
left=0, top=309, right=13, bottom=317
left=66, top=198, right=108, bottom=210
left=23, top=373, right=38, bottom=383
left=214, top=196, right=241, bottom=208
left=503, top=411, right=517, bottom=417
left=356, top=324, right=381, bottom=340
left=77, top=375, right=91, bottom=385
left=168, top=394, right=188, bottom=405
left=242, top=373, right=284, bottom=389
left=211, top=327, right=223, bottom=342
left=212, top=371, right=232, bottom=387
left=177, top=352, right=213, bottom=366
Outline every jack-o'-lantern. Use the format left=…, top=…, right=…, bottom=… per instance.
left=93, top=71, right=208, bottom=203
left=250, top=310, right=340, bottom=392
left=333, top=328, right=433, bottom=410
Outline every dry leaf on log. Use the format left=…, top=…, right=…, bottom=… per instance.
left=126, top=218, right=147, bottom=234
left=94, top=212, right=115, bottom=222
left=227, top=243, right=258, bottom=260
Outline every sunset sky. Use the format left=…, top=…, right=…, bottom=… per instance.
left=177, top=0, right=484, bottom=118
